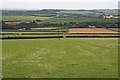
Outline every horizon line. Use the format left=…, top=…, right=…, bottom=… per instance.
left=1, top=8, right=119, bottom=10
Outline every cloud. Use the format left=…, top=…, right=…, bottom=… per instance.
left=1, top=0, right=119, bottom=2
left=1, top=1, right=118, bottom=10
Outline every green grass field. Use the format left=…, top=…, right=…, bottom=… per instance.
left=2, top=15, right=51, bottom=21
left=2, top=38, right=118, bottom=78
left=108, top=28, right=120, bottom=32
left=1, top=32, right=64, bottom=35
left=44, top=18, right=118, bottom=23
left=57, top=10, right=118, bottom=15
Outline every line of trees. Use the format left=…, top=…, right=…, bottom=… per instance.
left=2, top=21, right=118, bottom=30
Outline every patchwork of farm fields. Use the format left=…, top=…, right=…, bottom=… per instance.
left=44, top=18, right=118, bottom=23
left=1, top=28, right=119, bottom=39
left=2, top=38, right=118, bottom=78
left=2, top=15, right=51, bottom=21
left=2, top=15, right=118, bottom=23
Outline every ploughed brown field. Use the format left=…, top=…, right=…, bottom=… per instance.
left=68, top=28, right=118, bottom=34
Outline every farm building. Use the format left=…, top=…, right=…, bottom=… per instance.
left=103, top=15, right=113, bottom=19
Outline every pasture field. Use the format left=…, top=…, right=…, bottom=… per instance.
left=44, top=18, right=118, bottom=23
left=2, top=38, right=118, bottom=78
left=57, top=11, right=97, bottom=15
left=1, top=32, right=63, bottom=35
left=2, top=15, right=51, bottom=21
left=108, top=28, right=120, bottom=32
left=57, top=10, right=118, bottom=15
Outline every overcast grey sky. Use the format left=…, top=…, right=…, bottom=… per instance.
left=1, top=0, right=119, bottom=10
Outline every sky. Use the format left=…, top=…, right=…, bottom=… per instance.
left=0, top=0, right=120, bottom=10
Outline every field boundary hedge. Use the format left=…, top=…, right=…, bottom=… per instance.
left=1, top=35, right=120, bottom=39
